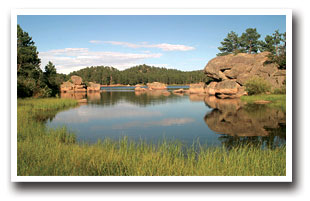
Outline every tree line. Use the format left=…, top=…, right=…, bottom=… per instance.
left=217, top=28, right=286, bottom=69
left=68, top=65, right=208, bottom=86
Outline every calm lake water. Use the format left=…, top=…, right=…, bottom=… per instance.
left=47, top=86, right=286, bottom=149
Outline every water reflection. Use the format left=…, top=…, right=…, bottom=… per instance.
left=87, top=91, right=181, bottom=107
left=204, top=96, right=286, bottom=149
left=53, top=91, right=286, bottom=148
left=60, top=92, right=86, bottom=100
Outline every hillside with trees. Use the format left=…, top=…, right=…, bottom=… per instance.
left=67, top=65, right=209, bottom=86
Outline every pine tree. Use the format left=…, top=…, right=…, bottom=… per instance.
left=217, top=31, right=242, bottom=56
left=43, top=61, right=59, bottom=96
left=17, top=24, right=45, bottom=97
left=240, top=28, right=261, bottom=54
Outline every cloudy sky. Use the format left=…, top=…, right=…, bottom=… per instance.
left=18, top=15, right=286, bottom=74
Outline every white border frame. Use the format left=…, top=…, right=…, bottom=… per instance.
left=11, top=9, right=292, bottom=182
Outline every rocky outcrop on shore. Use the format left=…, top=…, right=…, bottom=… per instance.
left=61, top=75, right=86, bottom=93
left=61, top=76, right=101, bottom=93
left=189, top=82, right=205, bottom=94
left=203, top=52, right=286, bottom=98
left=87, top=82, right=101, bottom=92
left=147, top=82, right=167, bottom=90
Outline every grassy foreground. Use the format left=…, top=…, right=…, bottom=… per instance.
left=17, top=98, right=286, bottom=176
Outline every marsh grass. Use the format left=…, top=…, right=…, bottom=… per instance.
left=17, top=98, right=286, bottom=176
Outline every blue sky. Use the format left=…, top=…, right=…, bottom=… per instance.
left=18, top=15, right=286, bottom=74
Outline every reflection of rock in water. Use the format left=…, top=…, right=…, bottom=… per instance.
left=135, top=90, right=171, bottom=97
left=204, top=96, right=243, bottom=112
left=60, top=92, right=86, bottom=100
left=87, top=92, right=101, bottom=101
left=204, top=96, right=286, bottom=137
left=189, top=94, right=206, bottom=102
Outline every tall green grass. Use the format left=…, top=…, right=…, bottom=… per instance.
left=17, top=98, right=286, bottom=176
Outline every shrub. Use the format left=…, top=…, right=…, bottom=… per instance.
left=244, top=77, right=271, bottom=95
left=273, top=79, right=286, bottom=94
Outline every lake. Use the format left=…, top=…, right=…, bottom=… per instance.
left=47, top=86, right=286, bottom=149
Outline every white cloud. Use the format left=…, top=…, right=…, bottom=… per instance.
left=92, top=41, right=195, bottom=51
left=39, top=48, right=162, bottom=74
left=52, top=103, right=163, bottom=124
left=111, top=118, right=195, bottom=129
left=89, top=40, right=104, bottom=44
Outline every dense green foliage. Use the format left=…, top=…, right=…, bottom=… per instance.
left=239, top=28, right=261, bottom=54
left=261, top=31, right=286, bottom=69
left=18, top=98, right=286, bottom=176
left=17, top=25, right=66, bottom=98
left=217, top=31, right=242, bottom=56
left=67, top=64, right=209, bottom=85
left=217, top=28, right=286, bottom=69
left=244, top=77, right=272, bottom=95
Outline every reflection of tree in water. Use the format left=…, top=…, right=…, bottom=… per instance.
left=33, top=106, right=78, bottom=123
left=87, top=91, right=184, bottom=107
left=204, top=96, right=286, bottom=150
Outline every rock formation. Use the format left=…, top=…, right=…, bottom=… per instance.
left=60, top=75, right=87, bottom=93
left=203, top=52, right=286, bottom=98
left=60, top=81, right=75, bottom=93
left=189, top=82, right=206, bottom=94
left=147, top=82, right=167, bottom=90
left=134, top=86, right=147, bottom=91
left=87, top=82, right=100, bottom=92
left=71, top=75, right=83, bottom=85
left=172, top=88, right=187, bottom=94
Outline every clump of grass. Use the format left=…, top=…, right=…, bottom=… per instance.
left=17, top=98, right=286, bottom=176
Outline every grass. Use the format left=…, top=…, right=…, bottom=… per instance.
left=241, top=94, right=286, bottom=111
left=17, top=98, right=286, bottom=176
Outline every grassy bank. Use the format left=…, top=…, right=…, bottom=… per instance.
left=241, top=94, right=286, bottom=111
left=17, top=98, right=286, bottom=176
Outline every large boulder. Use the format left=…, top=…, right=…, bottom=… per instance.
left=205, top=82, right=217, bottom=96
left=135, top=86, right=147, bottom=91
left=189, top=82, right=206, bottom=94
left=214, top=80, right=246, bottom=99
left=147, top=82, right=167, bottom=90
left=87, top=82, right=101, bottom=92
left=204, top=52, right=286, bottom=90
left=60, top=81, right=74, bottom=92
left=71, top=75, right=83, bottom=85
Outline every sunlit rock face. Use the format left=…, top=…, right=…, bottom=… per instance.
left=203, top=52, right=286, bottom=98
left=146, top=82, right=167, bottom=90
left=204, top=96, right=285, bottom=137
left=189, top=82, right=206, bottom=94
left=60, top=75, right=86, bottom=93
left=87, top=82, right=100, bottom=92
left=71, top=75, right=83, bottom=85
